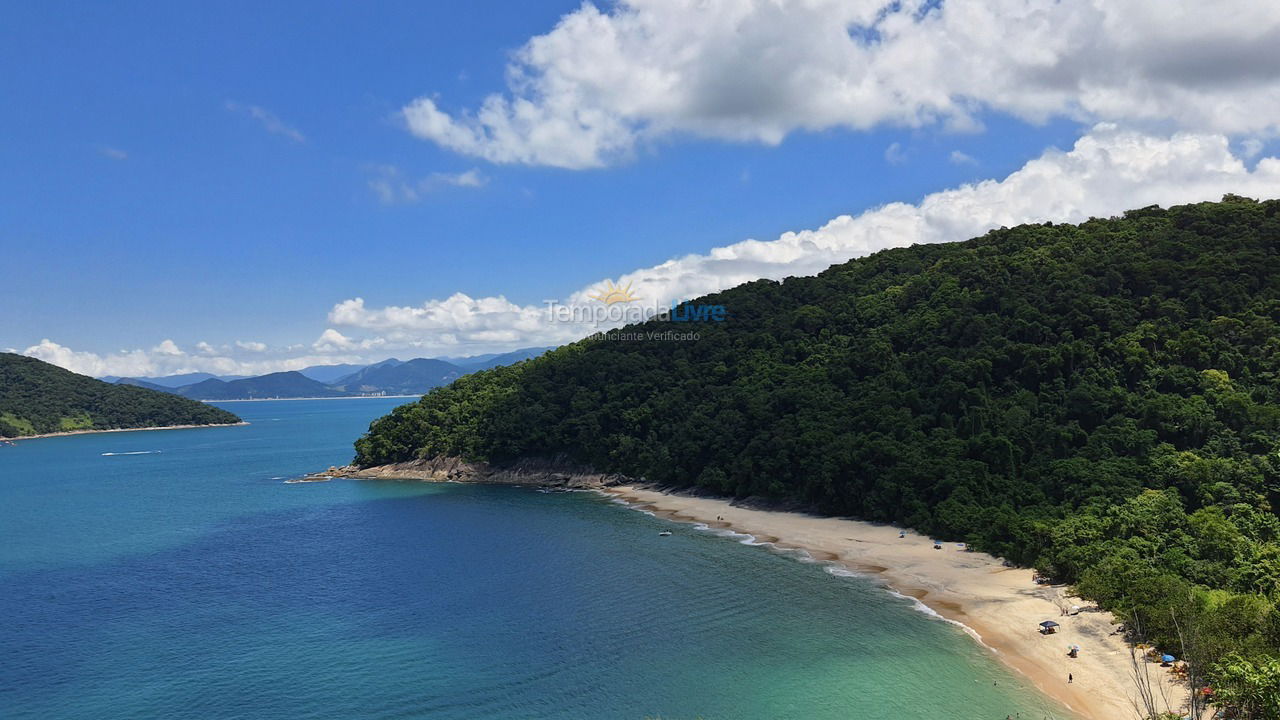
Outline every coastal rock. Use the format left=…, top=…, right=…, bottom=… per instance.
left=323, top=455, right=633, bottom=489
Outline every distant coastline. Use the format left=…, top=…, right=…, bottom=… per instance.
left=3, top=421, right=249, bottom=442
left=207, top=395, right=420, bottom=403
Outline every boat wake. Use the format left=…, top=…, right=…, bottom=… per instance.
left=101, top=451, right=160, bottom=456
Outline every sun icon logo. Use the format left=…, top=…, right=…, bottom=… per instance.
left=589, top=279, right=641, bottom=305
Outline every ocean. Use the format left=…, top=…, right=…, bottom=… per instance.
left=0, top=398, right=1064, bottom=719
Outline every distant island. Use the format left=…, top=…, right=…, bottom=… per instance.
left=0, top=353, right=242, bottom=438
left=109, top=348, right=551, bottom=401
left=351, top=198, right=1280, bottom=713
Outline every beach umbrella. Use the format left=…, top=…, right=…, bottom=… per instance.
left=1039, top=621, right=1059, bottom=628
left=1162, top=654, right=1176, bottom=663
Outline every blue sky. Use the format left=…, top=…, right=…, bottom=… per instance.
left=5, top=1, right=1280, bottom=376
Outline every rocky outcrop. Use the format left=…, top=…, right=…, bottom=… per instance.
left=315, top=454, right=632, bottom=489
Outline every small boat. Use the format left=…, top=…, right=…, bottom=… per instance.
left=658, top=531, right=672, bottom=537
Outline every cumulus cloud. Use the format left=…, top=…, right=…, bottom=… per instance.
left=311, top=328, right=388, bottom=353
left=226, top=101, right=306, bottom=143
left=331, top=125, right=1280, bottom=350
left=366, top=165, right=488, bottom=204
left=327, top=294, right=554, bottom=349
left=403, top=0, right=1280, bottom=168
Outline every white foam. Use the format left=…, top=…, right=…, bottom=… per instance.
left=822, top=565, right=869, bottom=579
left=101, top=451, right=159, bottom=456
left=882, top=587, right=994, bottom=649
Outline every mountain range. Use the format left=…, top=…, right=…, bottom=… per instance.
left=111, top=347, right=551, bottom=400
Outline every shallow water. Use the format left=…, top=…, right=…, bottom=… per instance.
left=0, top=398, right=1067, bottom=719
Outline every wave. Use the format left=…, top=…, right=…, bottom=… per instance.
left=880, top=587, right=993, bottom=648
left=691, top=522, right=772, bottom=547
left=101, top=451, right=160, bottom=456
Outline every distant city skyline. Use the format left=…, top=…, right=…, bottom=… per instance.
left=5, top=1, right=1280, bottom=377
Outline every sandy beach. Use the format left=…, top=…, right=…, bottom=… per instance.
left=607, top=485, right=1185, bottom=720
left=3, top=421, right=248, bottom=442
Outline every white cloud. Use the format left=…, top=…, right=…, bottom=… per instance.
left=884, top=142, right=907, bottom=165
left=226, top=101, right=306, bottom=143
left=327, top=294, right=550, bottom=349
left=949, top=150, right=978, bottom=165
left=403, top=0, right=1280, bottom=169
left=1242, top=138, right=1265, bottom=158
left=367, top=165, right=488, bottom=204
left=331, top=125, right=1280, bottom=351
left=99, top=146, right=128, bottom=160
left=153, top=339, right=183, bottom=356
left=311, top=328, right=388, bottom=353
left=235, top=340, right=267, bottom=352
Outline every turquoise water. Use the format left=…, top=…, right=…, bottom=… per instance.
left=0, top=399, right=1067, bottom=719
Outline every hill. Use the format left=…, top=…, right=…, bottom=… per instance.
left=0, top=353, right=241, bottom=437
left=330, top=358, right=462, bottom=395
left=353, top=198, right=1280, bottom=684
left=176, top=371, right=344, bottom=400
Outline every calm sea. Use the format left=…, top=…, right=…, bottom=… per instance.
left=0, top=398, right=1066, bottom=719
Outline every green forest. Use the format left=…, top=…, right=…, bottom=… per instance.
left=356, top=197, right=1280, bottom=711
left=0, top=353, right=241, bottom=437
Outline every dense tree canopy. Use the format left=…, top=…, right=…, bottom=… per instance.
left=356, top=197, right=1280, bottom=706
left=0, top=353, right=241, bottom=436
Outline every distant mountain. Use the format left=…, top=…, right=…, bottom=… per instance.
left=330, top=358, right=462, bottom=395
left=436, top=352, right=502, bottom=366
left=103, top=348, right=553, bottom=401
left=0, top=353, right=241, bottom=437
left=113, top=372, right=249, bottom=388
left=177, top=372, right=345, bottom=400
left=297, top=363, right=375, bottom=384
left=115, top=377, right=174, bottom=393
left=330, top=358, right=403, bottom=388
left=454, top=347, right=551, bottom=371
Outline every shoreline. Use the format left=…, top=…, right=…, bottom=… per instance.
left=207, top=395, right=419, bottom=403
left=3, top=422, right=249, bottom=442
left=603, top=485, right=1184, bottom=720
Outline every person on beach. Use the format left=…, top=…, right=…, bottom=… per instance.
left=1068, top=673, right=1073, bottom=683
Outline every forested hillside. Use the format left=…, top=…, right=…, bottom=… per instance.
left=0, top=354, right=241, bottom=436
left=355, top=197, right=1280, bottom=699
